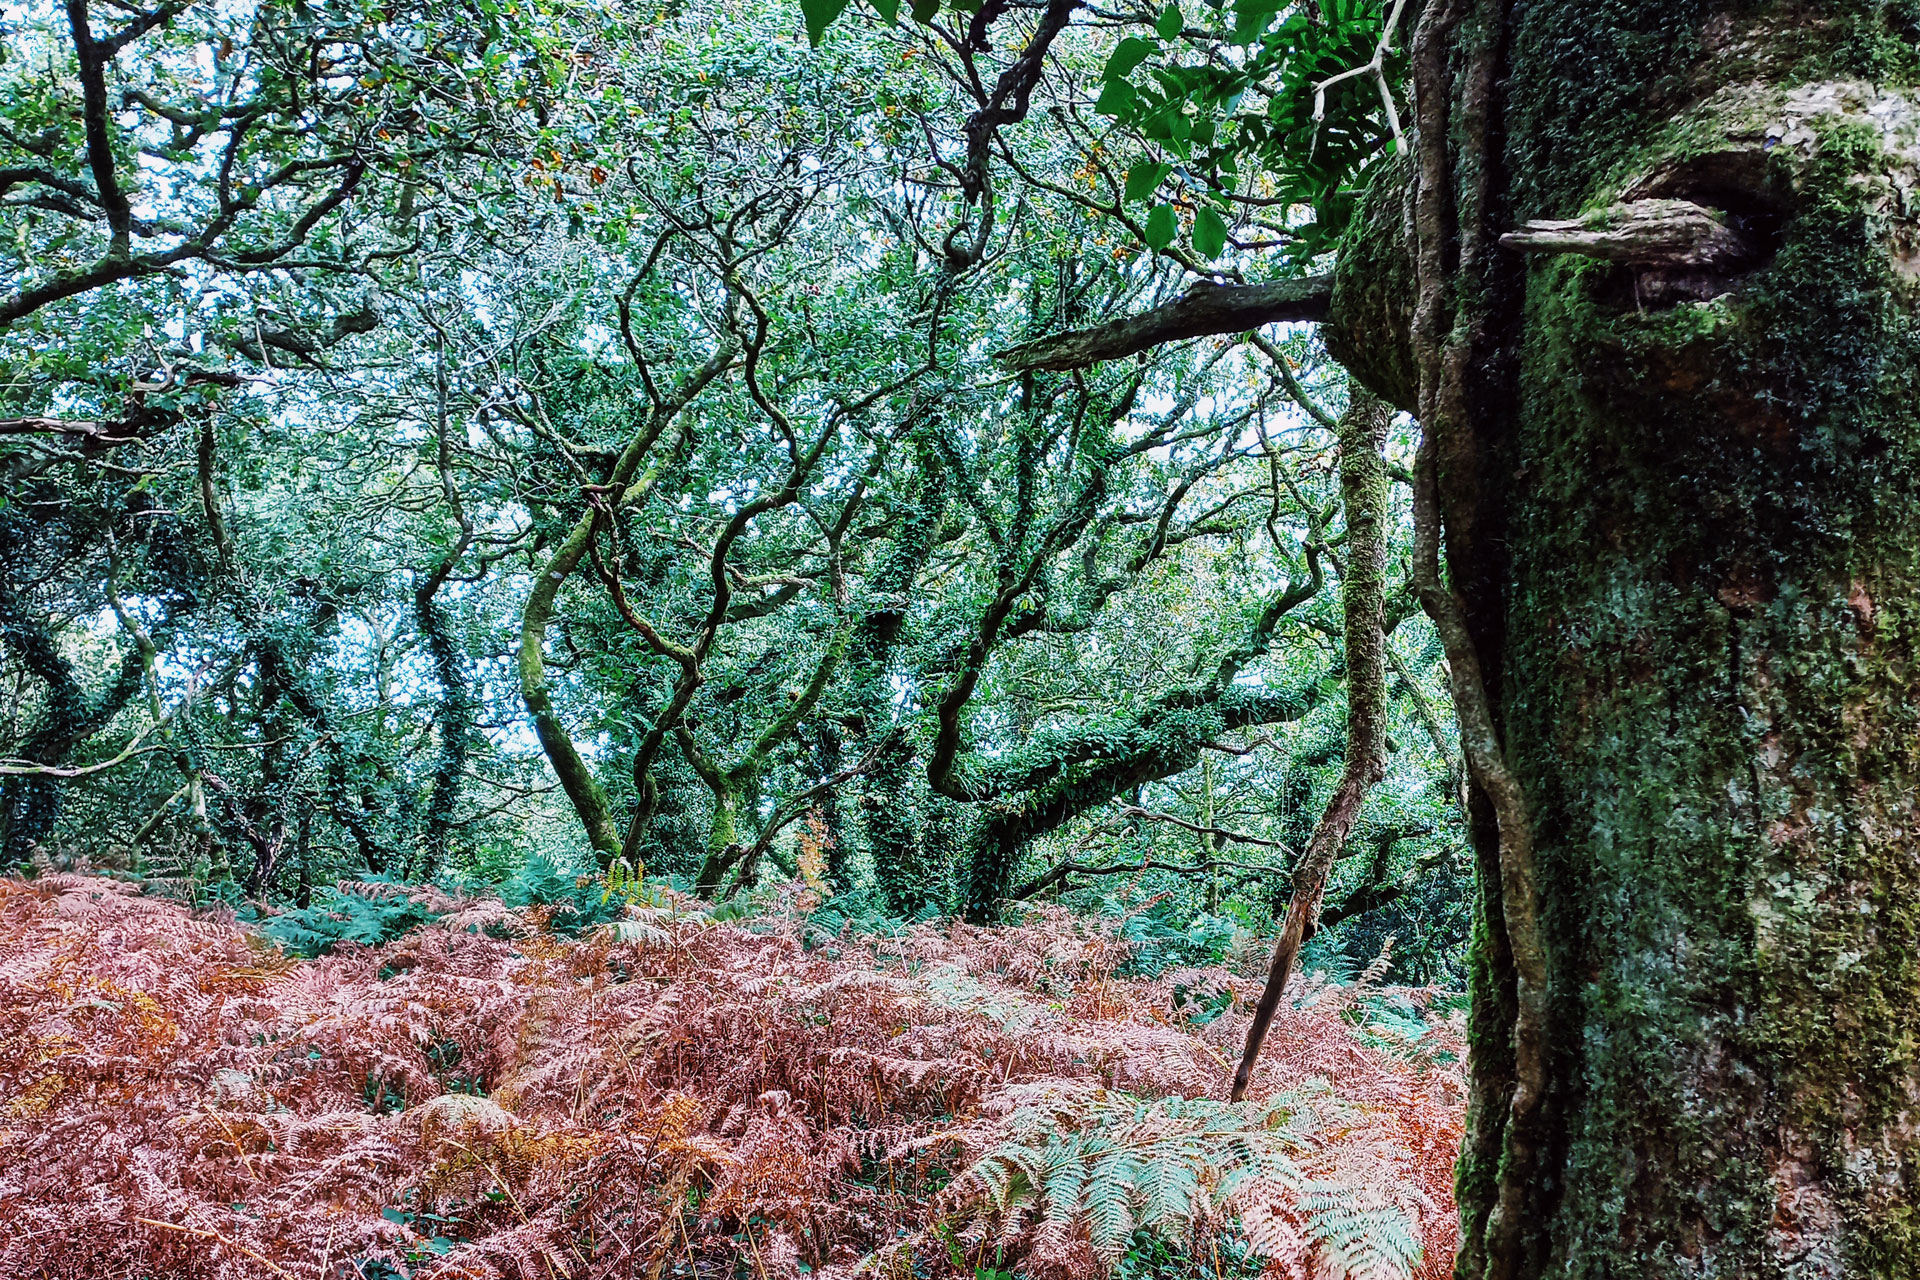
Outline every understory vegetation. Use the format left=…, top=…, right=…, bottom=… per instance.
left=1, top=873, right=1463, bottom=1279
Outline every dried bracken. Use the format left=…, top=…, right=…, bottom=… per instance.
left=0, top=876, right=1464, bottom=1278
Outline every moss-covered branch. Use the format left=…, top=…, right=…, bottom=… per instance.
left=995, top=275, right=1334, bottom=373
left=1232, top=385, right=1393, bottom=1101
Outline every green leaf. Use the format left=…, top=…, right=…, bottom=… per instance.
left=871, top=0, right=899, bottom=18
left=1144, top=204, right=1178, bottom=250
left=1192, top=205, right=1228, bottom=258
left=1155, top=3, right=1183, bottom=38
left=382, top=1207, right=410, bottom=1224
left=1124, top=161, right=1171, bottom=203
left=910, top=0, right=940, bottom=21
left=1095, top=78, right=1137, bottom=118
left=1102, top=36, right=1158, bottom=83
left=801, top=0, right=851, bottom=44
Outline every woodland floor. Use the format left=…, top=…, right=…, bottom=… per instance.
left=0, top=874, right=1464, bottom=1280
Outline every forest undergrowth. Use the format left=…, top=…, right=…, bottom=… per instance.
left=0, top=873, right=1464, bottom=1280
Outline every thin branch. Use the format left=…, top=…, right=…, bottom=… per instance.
left=1115, top=805, right=1293, bottom=851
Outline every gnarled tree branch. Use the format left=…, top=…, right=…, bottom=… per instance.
left=996, top=276, right=1333, bottom=372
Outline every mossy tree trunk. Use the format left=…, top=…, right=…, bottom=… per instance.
left=1232, top=384, right=1393, bottom=1102
left=849, top=442, right=953, bottom=917
left=518, top=342, right=735, bottom=870
left=1328, top=3, right=1920, bottom=1274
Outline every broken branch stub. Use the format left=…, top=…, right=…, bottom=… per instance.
left=1499, top=198, right=1762, bottom=269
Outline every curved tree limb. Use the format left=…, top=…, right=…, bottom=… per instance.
left=959, top=0, right=1086, bottom=204
left=1406, top=1, right=1547, bottom=1271
left=995, top=276, right=1333, bottom=372
left=1113, top=805, right=1293, bottom=852
left=1012, top=852, right=1290, bottom=902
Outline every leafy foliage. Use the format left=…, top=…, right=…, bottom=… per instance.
left=254, top=877, right=451, bottom=958
left=0, top=0, right=1469, bottom=986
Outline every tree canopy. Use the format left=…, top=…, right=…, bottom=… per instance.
left=0, top=0, right=1467, bottom=980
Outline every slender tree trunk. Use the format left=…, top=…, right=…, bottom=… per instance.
left=518, top=342, right=734, bottom=868
left=414, top=581, right=473, bottom=880
left=867, top=733, right=937, bottom=915
left=412, top=332, right=475, bottom=881
left=685, top=627, right=849, bottom=895
left=1231, top=385, right=1392, bottom=1101
left=1326, top=4, right=1920, bottom=1273
left=520, top=516, right=625, bottom=864
left=810, top=721, right=850, bottom=891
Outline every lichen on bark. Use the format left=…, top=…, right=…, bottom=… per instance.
left=1325, top=2, right=1920, bottom=1274
left=1326, top=153, right=1420, bottom=414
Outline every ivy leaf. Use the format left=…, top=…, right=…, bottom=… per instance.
left=1124, top=161, right=1171, bottom=203
left=910, top=0, right=940, bottom=20
left=801, top=0, right=851, bottom=45
left=871, top=0, right=900, bottom=19
left=1192, top=205, right=1228, bottom=258
left=1156, top=3, right=1183, bottom=39
left=1103, top=36, right=1158, bottom=83
left=1144, top=204, right=1178, bottom=249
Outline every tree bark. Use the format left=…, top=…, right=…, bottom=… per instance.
left=413, top=581, right=472, bottom=880
left=995, top=275, right=1333, bottom=372
left=1230, top=385, right=1392, bottom=1102
left=1321, top=4, right=1920, bottom=1274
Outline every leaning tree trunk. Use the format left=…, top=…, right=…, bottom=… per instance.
left=1231, top=384, right=1392, bottom=1102
left=1325, top=3, right=1920, bottom=1275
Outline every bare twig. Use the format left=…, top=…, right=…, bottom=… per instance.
left=1309, top=0, right=1410, bottom=155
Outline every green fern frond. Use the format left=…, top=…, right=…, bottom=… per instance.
left=1294, top=1183, right=1423, bottom=1280
left=949, top=1083, right=1426, bottom=1276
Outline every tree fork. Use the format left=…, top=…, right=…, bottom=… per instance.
left=518, top=341, right=735, bottom=868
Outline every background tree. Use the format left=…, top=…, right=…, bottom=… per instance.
left=0, top=0, right=1473, bottom=994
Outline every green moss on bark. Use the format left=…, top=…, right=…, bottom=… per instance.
left=1493, top=92, right=1920, bottom=1275
left=1327, top=154, right=1419, bottom=413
